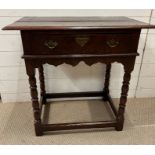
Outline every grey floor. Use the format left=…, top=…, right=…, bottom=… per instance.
left=0, top=98, right=155, bottom=144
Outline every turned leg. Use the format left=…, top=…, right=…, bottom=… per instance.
left=103, top=64, right=111, bottom=101
left=115, top=63, right=134, bottom=131
left=25, top=63, right=42, bottom=136
left=38, top=65, right=46, bottom=104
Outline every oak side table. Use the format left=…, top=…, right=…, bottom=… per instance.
left=3, top=17, right=155, bottom=136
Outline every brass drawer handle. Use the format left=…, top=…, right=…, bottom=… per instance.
left=44, top=40, right=58, bottom=49
left=107, top=39, right=119, bottom=48
left=75, top=36, right=89, bottom=47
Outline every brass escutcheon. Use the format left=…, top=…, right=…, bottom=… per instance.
left=106, top=39, right=119, bottom=48
left=44, top=40, right=58, bottom=49
left=75, top=36, right=89, bottom=47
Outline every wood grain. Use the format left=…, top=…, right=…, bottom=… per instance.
left=3, top=16, right=155, bottom=30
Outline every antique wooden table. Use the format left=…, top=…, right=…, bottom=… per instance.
left=3, top=17, right=155, bottom=136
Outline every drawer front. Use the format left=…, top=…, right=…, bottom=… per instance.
left=22, top=31, right=140, bottom=55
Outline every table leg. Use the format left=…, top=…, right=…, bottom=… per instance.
left=103, top=64, right=111, bottom=101
left=38, top=65, right=46, bottom=104
left=26, top=63, right=42, bottom=136
left=116, top=63, right=134, bottom=131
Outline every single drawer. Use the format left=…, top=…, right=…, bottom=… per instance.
left=22, top=31, right=140, bottom=55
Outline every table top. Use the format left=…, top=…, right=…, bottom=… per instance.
left=3, top=16, right=155, bottom=30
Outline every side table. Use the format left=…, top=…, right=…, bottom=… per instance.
left=3, top=16, right=155, bottom=136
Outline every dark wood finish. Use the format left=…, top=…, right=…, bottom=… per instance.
left=42, top=121, right=116, bottom=132
left=3, top=16, right=155, bottom=136
left=22, top=53, right=139, bottom=59
left=21, top=30, right=140, bottom=55
left=46, top=91, right=104, bottom=99
left=25, top=62, right=42, bottom=136
left=38, top=65, right=46, bottom=104
left=103, top=64, right=111, bottom=101
left=116, top=59, right=135, bottom=131
left=3, top=16, right=155, bottom=30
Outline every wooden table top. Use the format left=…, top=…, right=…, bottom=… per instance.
left=3, top=16, right=155, bottom=30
